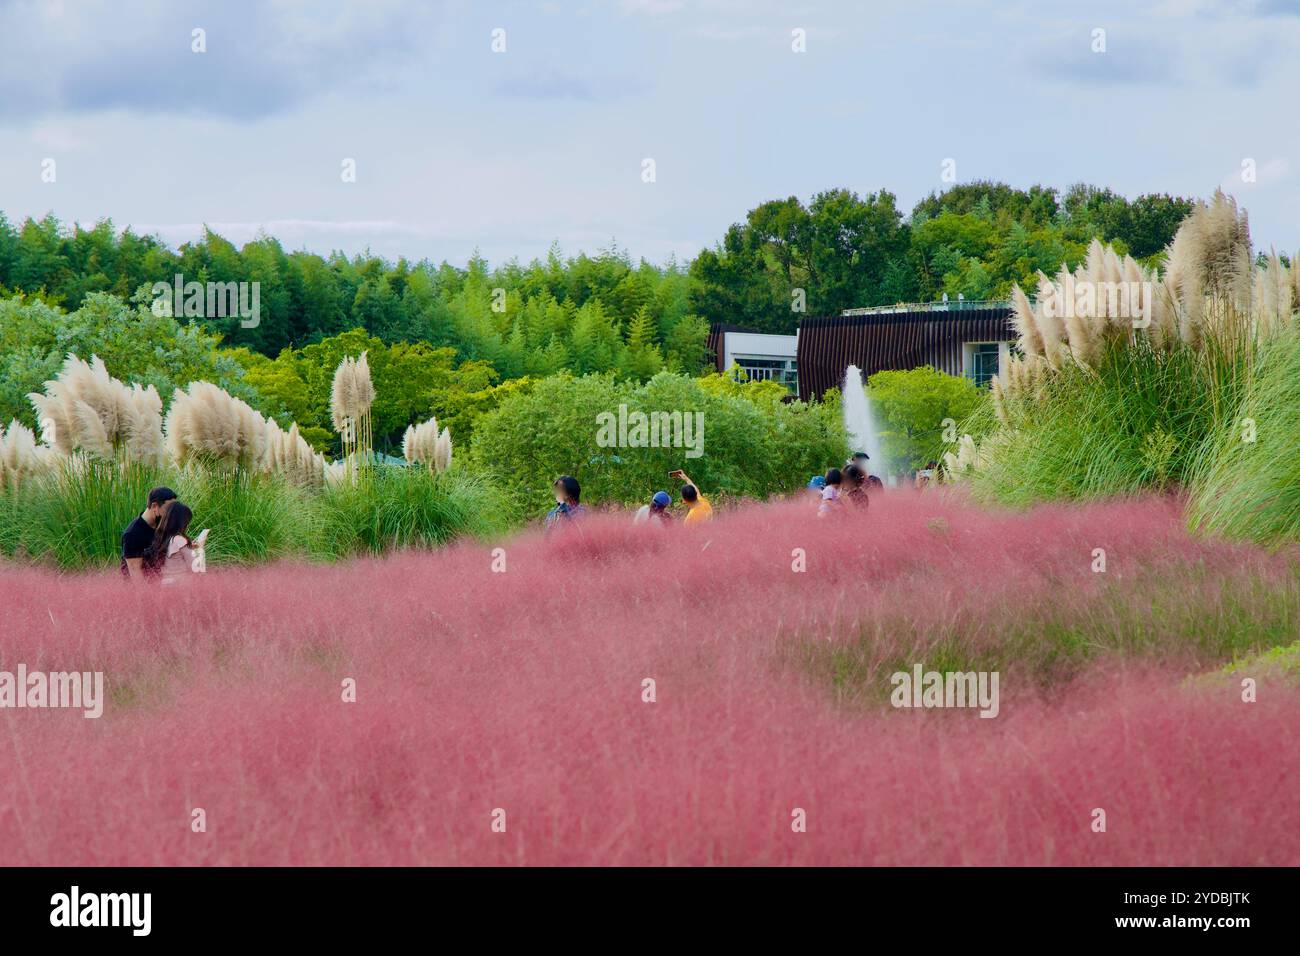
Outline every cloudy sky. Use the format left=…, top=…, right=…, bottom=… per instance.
left=1, top=0, right=1296, bottom=266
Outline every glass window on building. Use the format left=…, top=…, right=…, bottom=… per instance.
left=735, top=356, right=798, bottom=392
left=969, top=343, right=1001, bottom=388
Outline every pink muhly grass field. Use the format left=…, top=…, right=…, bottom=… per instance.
left=1, top=491, right=1296, bottom=865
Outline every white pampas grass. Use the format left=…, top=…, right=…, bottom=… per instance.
left=991, top=353, right=1050, bottom=425
left=330, top=353, right=375, bottom=483
left=402, top=416, right=453, bottom=474
left=1032, top=270, right=1066, bottom=365
left=261, top=418, right=287, bottom=474
left=0, top=420, right=57, bottom=488
left=63, top=354, right=120, bottom=440
left=287, top=423, right=327, bottom=487
left=942, top=434, right=984, bottom=479
left=1162, top=189, right=1253, bottom=344
left=25, top=354, right=165, bottom=463
left=121, top=383, right=165, bottom=466
left=330, top=352, right=374, bottom=430
left=434, top=427, right=452, bottom=473
left=354, top=352, right=376, bottom=415
left=1007, top=189, right=1296, bottom=389
left=164, top=381, right=267, bottom=468
left=260, top=417, right=325, bottom=486
left=27, top=389, right=78, bottom=456
left=72, top=400, right=113, bottom=460
left=1252, top=252, right=1294, bottom=339
left=323, top=459, right=349, bottom=487
left=1009, top=285, right=1043, bottom=359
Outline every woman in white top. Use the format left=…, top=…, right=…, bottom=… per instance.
left=140, top=501, right=202, bottom=584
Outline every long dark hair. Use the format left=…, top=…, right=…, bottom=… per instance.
left=142, top=501, right=193, bottom=573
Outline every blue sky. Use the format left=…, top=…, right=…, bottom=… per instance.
left=1, top=0, right=1296, bottom=266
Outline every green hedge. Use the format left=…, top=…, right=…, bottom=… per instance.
left=469, top=370, right=848, bottom=511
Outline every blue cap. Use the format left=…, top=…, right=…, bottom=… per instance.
left=651, top=491, right=672, bottom=508
left=808, top=475, right=825, bottom=489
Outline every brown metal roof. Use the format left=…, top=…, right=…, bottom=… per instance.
left=795, top=307, right=1014, bottom=400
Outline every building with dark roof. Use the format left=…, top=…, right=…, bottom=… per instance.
left=709, top=300, right=1016, bottom=401
left=795, top=300, right=1015, bottom=401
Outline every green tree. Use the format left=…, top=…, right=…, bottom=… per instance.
left=621, top=306, right=664, bottom=380
left=867, top=365, right=987, bottom=470
left=0, top=292, right=263, bottom=429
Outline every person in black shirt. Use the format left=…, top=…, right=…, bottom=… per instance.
left=121, top=486, right=177, bottom=579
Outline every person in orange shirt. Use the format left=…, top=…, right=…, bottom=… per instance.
left=670, top=470, right=713, bottom=525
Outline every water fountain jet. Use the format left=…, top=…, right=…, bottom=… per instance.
left=842, top=364, right=888, bottom=481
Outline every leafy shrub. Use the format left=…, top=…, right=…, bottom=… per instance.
left=866, top=365, right=988, bottom=470
left=469, top=371, right=847, bottom=511
left=0, top=293, right=261, bottom=429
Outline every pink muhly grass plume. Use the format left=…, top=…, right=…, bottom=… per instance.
left=1, top=492, right=1295, bottom=865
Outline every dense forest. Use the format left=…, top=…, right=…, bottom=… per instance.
left=0, top=180, right=1228, bottom=460
left=0, top=180, right=1199, bottom=357
left=691, top=183, right=1199, bottom=332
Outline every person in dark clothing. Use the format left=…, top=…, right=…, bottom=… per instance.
left=843, top=464, right=870, bottom=507
left=121, top=486, right=177, bottom=579
left=544, top=475, right=586, bottom=534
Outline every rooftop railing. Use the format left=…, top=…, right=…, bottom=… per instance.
left=840, top=298, right=1010, bottom=316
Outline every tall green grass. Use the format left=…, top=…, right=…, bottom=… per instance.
left=8, top=460, right=164, bottom=566
left=0, top=461, right=517, bottom=569
left=181, top=467, right=310, bottom=565
left=308, top=466, right=516, bottom=559
left=1187, top=325, right=1300, bottom=547
left=967, top=337, right=1245, bottom=506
